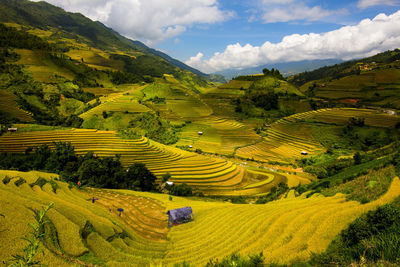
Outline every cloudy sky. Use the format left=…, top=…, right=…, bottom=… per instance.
left=34, top=0, right=400, bottom=73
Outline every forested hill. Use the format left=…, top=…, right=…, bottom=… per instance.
left=289, top=49, right=400, bottom=86
left=0, top=0, right=208, bottom=77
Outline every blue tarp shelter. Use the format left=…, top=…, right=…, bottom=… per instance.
left=166, top=207, right=193, bottom=225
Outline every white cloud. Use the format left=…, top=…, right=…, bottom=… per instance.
left=32, top=0, right=234, bottom=45
left=358, top=0, right=400, bottom=9
left=260, top=0, right=346, bottom=23
left=186, top=11, right=400, bottom=73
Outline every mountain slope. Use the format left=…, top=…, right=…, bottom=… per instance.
left=0, top=0, right=206, bottom=76
left=214, top=59, right=343, bottom=80
left=288, top=49, right=400, bottom=108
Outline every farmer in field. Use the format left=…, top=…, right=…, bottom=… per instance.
left=91, top=197, right=99, bottom=203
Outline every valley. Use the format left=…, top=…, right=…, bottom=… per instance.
left=1, top=1, right=400, bottom=266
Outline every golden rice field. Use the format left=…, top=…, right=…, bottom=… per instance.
left=15, top=49, right=75, bottom=82
left=217, top=80, right=253, bottom=90
left=0, top=170, right=169, bottom=266
left=0, top=90, right=34, bottom=122
left=301, top=68, right=400, bottom=100
left=236, top=108, right=399, bottom=163
left=0, top=129, right=280, bottom=195
left=177, top=116, right=261, bottom=155
left=1, top=170, right=400, bottom=266
left=80, top=93, right=151, bottom=120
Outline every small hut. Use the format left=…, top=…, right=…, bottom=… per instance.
left=7, top=128, right=17, bottom=133
left=166, top=207, right=193, bottom=226
left=198, top=131, right=203, bottom=135
left=301, top=151, right=308, bottom=155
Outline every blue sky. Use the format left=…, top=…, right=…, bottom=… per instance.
left=34, top=0, right=400, bottom=73
left=160, top=1, right=396, bottom=57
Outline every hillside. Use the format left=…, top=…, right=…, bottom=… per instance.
left=2, top=2, right=400, bottom=266
left=214, top=59, right=343, bottom=80
left=1, top=170, right=400, bottom=266
left=289, top=49, right=400, bottom=109
left=0, top=0, right=211, bottom=78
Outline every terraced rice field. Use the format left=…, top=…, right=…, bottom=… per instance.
left=65, top=48, right=125, bottom=71
left=236, top=119, right=323, bottom=163
left=302, top=108, right=399, bottom=127
left=0, top=129, right=275, bottom=195
left=15, top=49, right=75, bottom=82
left=0, top=90, right=34, bottom=122
left=163, top=177, right=400, bottom=265
left=166, top=99, right=213, bottom=118
left=177, top=116, right=261, bottom=155
left=0, top=170, right=169, bottom=266
left=2, top=170, right=399, bottom=266
left=80, top=86, right=150, bottom=120
left=237, top=108, right=398, bottom=163
left=311, top=69, right=400, bottom=100
left=218, top=80, right=253, bottom=90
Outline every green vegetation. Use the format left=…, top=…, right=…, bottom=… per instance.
left=6, top=202, right=54, bottom=267
left=255, top=182, right=289, bottom=204
left=168, top=183, right=194, bottom=197
left=311, top=201, right=400, bottom=265
left=205, top=252, right=264, bottom=267
left=2, top=1, right=400, bottom=266
left=0, top=142, right=158, bottom=191
left=290, top=49, right=400, bottom=86
left=127, top=112, right=179, bottom=145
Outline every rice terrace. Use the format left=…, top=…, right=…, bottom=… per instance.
left=1, top=0, right=400, bottom=266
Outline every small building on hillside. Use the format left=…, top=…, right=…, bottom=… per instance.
left=7, top=128, right=17, bottom=132
left=198, top=131, right=203, bottom=135
left=301, top=151, right=308, bottom=155
left=166, top=181, right=174, bottom=186
left=167, top=207, right=193, bottom=226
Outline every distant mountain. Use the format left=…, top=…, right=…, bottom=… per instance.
left=0, top=0, right=207, bottom=77
left=214, top=59, right=343, bottom=80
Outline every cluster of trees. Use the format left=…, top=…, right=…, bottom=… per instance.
left=0, top=142, right=157, bottom=191
left=262, top=68, right=284, bottom=80
left=234, top=89, right=279, bottom=116
left=128, top=112, right=179, bottom=145
left=0, top=23, right=51, bottom=50
left=167, top=183, right=193, bottom=196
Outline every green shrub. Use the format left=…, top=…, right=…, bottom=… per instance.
left=169, top=183, right=193, bottom=197
left=304, top=166, right=328, bottom=179
left=205, top=252, right=264, bottom=267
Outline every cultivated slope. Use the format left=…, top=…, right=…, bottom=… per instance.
left=0, top=129, right=282, bottom=195
left=1, top=170, right=400, bottom=266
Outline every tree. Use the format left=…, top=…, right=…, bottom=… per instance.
left=77, top=158, right=105, bottom=187
left=162, top=172, right=171, bottom=183
left=45, top=142, right=77, bottom=172
left=125, top=163, right=157, bottom=191
left=169, top=183, right=193, bottom=196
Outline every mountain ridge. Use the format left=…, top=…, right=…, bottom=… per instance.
left=0, top=0, right=210, bottom=78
